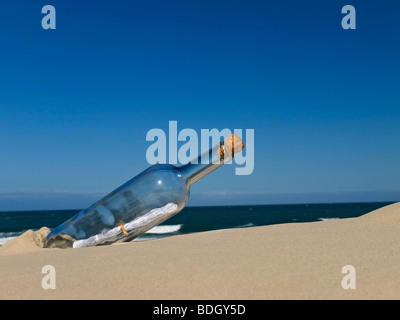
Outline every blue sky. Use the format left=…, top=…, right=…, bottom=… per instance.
left=0, top=0, right=399, bottom=210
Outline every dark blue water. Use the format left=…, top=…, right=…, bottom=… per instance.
left=0, top=202, right=393, bottom=245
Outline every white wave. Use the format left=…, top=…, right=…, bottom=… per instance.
left=0, top=236, right=17, bottom=246
left=234, top=222, right=255, bottom=228
left=0, top=231, right=24, bottom=246
left=146, top=224, right=182, bottom=234
left=318, top=217, right=340, bottom=221
left=134, top=234, right=171, bottom=242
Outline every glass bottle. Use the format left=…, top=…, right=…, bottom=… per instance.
left=46, top=134, right=244, bottom=248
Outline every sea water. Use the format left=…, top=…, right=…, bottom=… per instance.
left=0, top=202, right=393, bottom=246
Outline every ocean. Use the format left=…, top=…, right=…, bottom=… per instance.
left=0, top=202, right=393, bottom=246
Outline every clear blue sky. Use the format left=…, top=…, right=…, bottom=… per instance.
left=0, top=0, right=399, bottom=210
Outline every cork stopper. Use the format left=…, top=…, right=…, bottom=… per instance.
left=219, top=133, right=245, bottom=160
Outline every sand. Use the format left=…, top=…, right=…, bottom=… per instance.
left=0, top=202, right=399, bottom=299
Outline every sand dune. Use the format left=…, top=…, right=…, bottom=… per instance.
left=0, top=203, right=399, bottom=299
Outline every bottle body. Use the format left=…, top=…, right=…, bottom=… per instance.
left=46, top=164, right=189, bottom=248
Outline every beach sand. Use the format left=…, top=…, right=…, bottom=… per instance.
left=0, top=202, right=399, bottom=299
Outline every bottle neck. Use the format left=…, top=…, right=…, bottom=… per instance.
left=178, top=143, right=226, bottom=188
